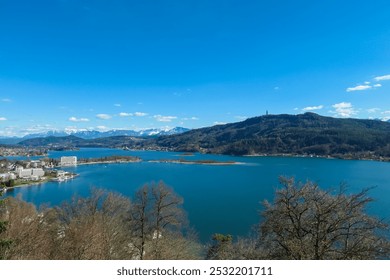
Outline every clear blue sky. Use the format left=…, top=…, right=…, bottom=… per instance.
left=1, top=0, right=390, bottom=136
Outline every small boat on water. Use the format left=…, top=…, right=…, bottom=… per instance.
left=50, top=175, right=75, bottom=182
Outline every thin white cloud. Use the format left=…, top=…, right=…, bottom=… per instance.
left=182, top=117, right=199, bottom=121
left=302, top=105, right=323, bottom=111
left=214, top=121, right=226, bottom=125
left=134, top=112, right=148, bottom=117
left=119, top=112, right=147, bottom=117
left=114, top=104, right=121, bottom=107
left=346, top=85, right=372, bottom=92
left=382, top=117, right=390, bottom=121
left=119, top=112, right=133, bottom=117
left=96, top=114, right=112, bottom=120
left=346, top=74, right=387, bottom=93
left=367, top=108, right=380, bottom=114
left=96, top=125, right=109, bottom=131
left=331, top=102, right=357, bottom=118
left=68, top=116, right=90, bottom=122
left=64, top=126, right=88, bottom=134
left=381, top=110, right=390, bottom=115
left=374, top=74, right=390, bottom=81
left=19, top=124, right=55, bottom=135
left=154, top=115, right=177, bottom=122
left=1, top=98, right=11, bottom=102
left=0, top=126, right=18, bottom=137
left=0, top=117, right=7, bottom=121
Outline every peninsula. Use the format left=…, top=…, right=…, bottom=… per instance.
left=149, top=158, right=238, bottom=165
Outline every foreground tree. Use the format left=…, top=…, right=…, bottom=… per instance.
left=151, top=181, right=186, bottom=259
left=206, top=234, right=266, bottom=260
left=55, top=189, right=135, bottom=260
left=131, top=181, right=198, bottom=259
left=131, top=185, right=151, bottom=260
left=0, top=190, right=12, bottom=259
left=206, top=233, right=234, bottom=260
left=0, top=197, right=56, bottom=259
left=259, top=177, right=390, bottom=259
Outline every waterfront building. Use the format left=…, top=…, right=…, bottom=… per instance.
left=32, top=168, right=45, bottom=177
left=18, top=168, right=33, bottom=178
left=60, top=156, right=77, bottom=166
left=57, top=170, right=66, bottom=177
left=16, top=167, right=45, bottom=179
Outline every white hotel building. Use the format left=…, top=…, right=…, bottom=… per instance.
left=16, top=167, right=45, bottom=179
left=60, top=156, right=78, bottom=166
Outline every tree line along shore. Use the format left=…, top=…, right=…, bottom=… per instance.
left=0, top=155, right=240, bottom=190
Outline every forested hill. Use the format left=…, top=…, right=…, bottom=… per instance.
left=17, top=113, right=390, bottom=160
left=148, top=113, right=390, bottom=158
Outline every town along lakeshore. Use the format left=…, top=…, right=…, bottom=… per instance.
left=4, top=148, right=390, bottom=242
left=1, top=154, right=142, bottom=190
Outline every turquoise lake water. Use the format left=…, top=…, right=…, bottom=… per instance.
left=5, top=148, right=390, bottom=242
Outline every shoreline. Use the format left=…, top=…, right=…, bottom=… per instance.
left=242, top=153, right=390, bottom=162
left=77, top=159, right=142, bottom=166
left=148, top=160, right=241, bottom=166
left=5, top=179, right=52, bottom=190
left=2, top=146, right=389, bottom=163
left=5, top=173, right=81, bottom=190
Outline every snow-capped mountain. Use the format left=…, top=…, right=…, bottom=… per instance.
left=18, top=127, right=190, bottom=140
left=21, top=130, right=69, bottom=139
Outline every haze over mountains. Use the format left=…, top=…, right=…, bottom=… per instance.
left=0, top=127, right=190, bottom=144
left=11, top=113, right=390, bottom=160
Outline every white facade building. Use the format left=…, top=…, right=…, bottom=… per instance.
left=19, top=168, right=33, bottom=178
left=17, top=167, right=45, bottom=179
left=32, top=168, right=45, bottom=177
left=60, top=156, right=77, bottom=166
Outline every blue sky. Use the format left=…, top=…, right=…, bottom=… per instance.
left=1, top=0, right=390, bottom=136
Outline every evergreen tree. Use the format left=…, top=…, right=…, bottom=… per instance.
left=206, top=234, right=234, bottom=260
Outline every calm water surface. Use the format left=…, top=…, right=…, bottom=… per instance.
left=6, top=148, right=390, bottom=241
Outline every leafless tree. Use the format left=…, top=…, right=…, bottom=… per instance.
left=259, top=176, right=390, bottom=259
left=54, top=189, right=134, bottom=260
left=131, top=184, right=151, bottom=260
left=131, top=182, right=198, bottom=260
left=0, top=190, right=12, bottom=259
left=1, top=184, right=200, bottom=260
left=150, top=181, right=186, bottom=259
left=0, top=196, right=57, bottom=259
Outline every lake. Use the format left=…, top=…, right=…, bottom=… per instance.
left=5, top=148, right=390, bottom=242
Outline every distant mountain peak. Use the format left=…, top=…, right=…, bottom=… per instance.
left=16, top=127, right=190, bottom=141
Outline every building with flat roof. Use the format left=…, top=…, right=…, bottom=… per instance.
left=60, top=156, right=77, bottom=166
left=32, top=168, right=45, bottom=177
left=16, top=167, right=45, bottom=179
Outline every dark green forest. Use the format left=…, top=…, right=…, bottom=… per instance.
left=1, top=178, right=389, bottom=260
left=18, top=113, right=390, bottom=160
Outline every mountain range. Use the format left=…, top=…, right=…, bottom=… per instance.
left=0, top=127, right=190, bottom=144
left=14, top=113, right=390, bottom=160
